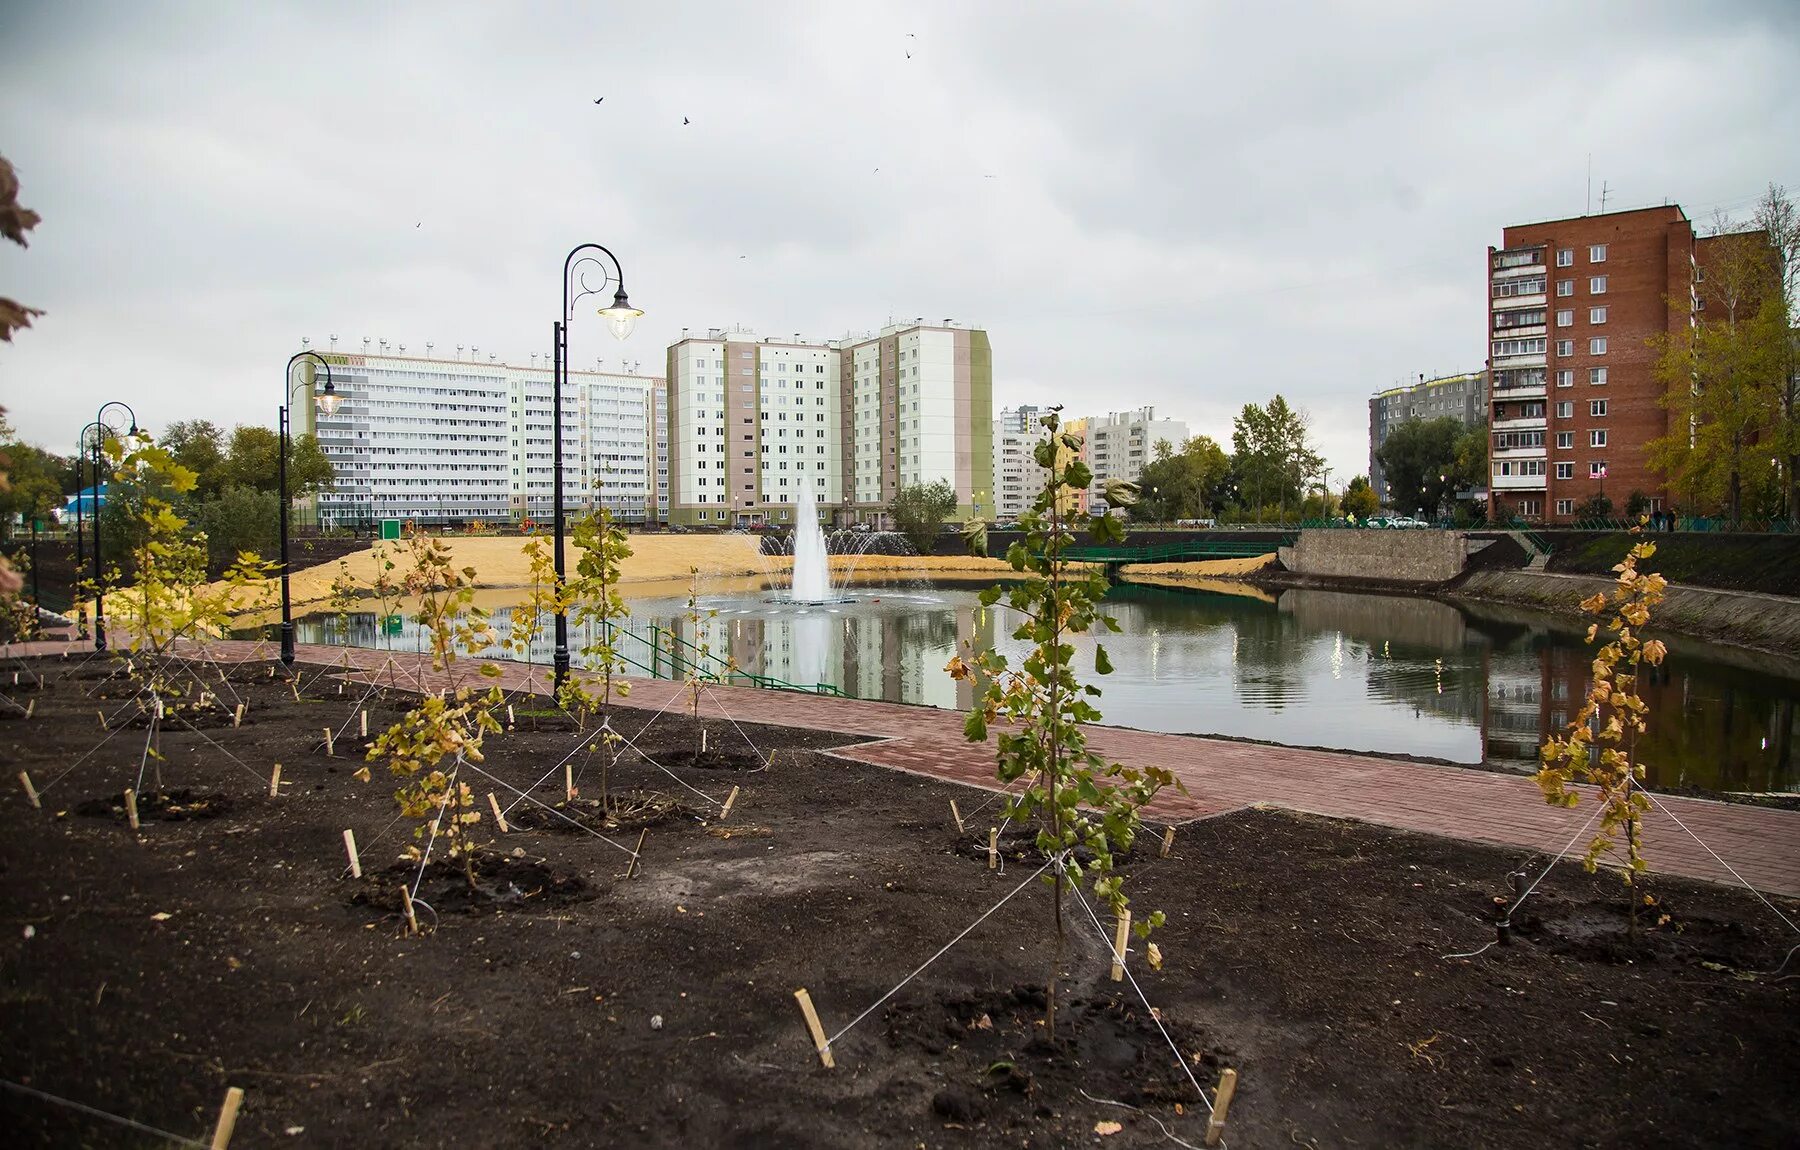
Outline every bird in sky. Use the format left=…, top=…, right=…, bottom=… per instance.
left=415, top=221, right=421, bottom=227
left=905, top=50, right=911, bottom=59
left=593, top=97, right=604, bottom=104
left=683, top=116, right=691, bottom=125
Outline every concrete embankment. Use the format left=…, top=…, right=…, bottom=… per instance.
left=1454, top=568, right=1800, bottom=657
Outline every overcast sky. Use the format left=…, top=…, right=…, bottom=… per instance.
left=3, top=1, right=1798, bottom=485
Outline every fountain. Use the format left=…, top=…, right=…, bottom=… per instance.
left=788, top=483, right=845, bottom=603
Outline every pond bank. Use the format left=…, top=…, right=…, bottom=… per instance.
left=1453, top=568, right=1800, bottom=659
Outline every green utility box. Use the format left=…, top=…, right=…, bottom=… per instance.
left=380, top=519, right=401, bottom=541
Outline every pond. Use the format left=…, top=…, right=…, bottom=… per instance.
left=279, top=579, right=1800, bottom=795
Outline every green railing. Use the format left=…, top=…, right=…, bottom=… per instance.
left=1061, top=536, right=1296, bottom=564
left=595, top=620, right=852, bottom=698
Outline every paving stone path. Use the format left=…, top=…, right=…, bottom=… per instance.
left=10, top=636, right=1800, bottom=900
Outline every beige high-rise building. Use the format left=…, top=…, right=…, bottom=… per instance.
left=664, top=320, right=993, bottom=528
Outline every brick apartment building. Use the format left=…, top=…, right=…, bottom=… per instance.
left=1486, top=204, right=1741, bottom=523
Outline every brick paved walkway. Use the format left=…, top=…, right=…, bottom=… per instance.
left=10, top=636, right=1800, bottom=899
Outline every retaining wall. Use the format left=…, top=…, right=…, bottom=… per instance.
left=1278, top=529, right=1469, bottom=584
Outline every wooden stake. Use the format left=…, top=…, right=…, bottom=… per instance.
left=97, top=709, right=106, bottom=730
left=487, top=792, right=509, bottom=833
left=701, top=728, right=709, bottom=754
left=290, top=680, right=300, bottom=701
left=232, top=702, right=245, bottom=727
left=123, top=788, right=140, bottom=831
left=18, top=770, right=41, bottom=809
left=337, top=681, right=344, bottom=696
left=1111, top=909, right=1132, bottom=982
left=720, top=785, right=740, bottom=821
left=359, top=710, right=368, bottom=739
left=949, top=799, right=965, bottom=834
left=988, top=827, right=998, bottom=871
left=23, top=698, right=34, bottom=719
left=323, top=727, right=335, bottom=756
left=208, top=1085, right=245, bottom=1150
left=399, top=884, right=419, bottom=935
left=627, top=828, right=647, bottom=878
left=342, top=828, right=362, bottom=878
left=268, top=764, right=282, bottom=798
left=1160, top=825, right=1175, bottom=858
left=793, top=988, right=835, bottom=1068
left=564, top=762, right=575, bottom=801
left=267, top=666, right=274, bottom=679
left=1204, top=1068, right=1238, bottom=1147
left=506, top=703, right=515, bottom=728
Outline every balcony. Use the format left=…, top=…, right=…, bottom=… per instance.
left=1491, top=381, right=1546, bottom=401
left=1490, top=473, right=1547, bottom=491
left=1491, top=416, right=1546, bottom=432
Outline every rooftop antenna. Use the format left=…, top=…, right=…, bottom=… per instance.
left=301, top=336, right=310, bottom=349
left=426, top=341, right=434, bottom=357
left=1599, top=180, right=1611, bottom=214
left=530, top=353, right=538, bottom=368
left=1586, top=153, right=1592, bottom=215
left=362, top=336, right=371, bottom=354
left=329, top=334, right=338, bottom=351
left=489, top=352, right=496, bottom=363
left=398, top=343, right=406, bottom=355
left=456, top=343, right=464, bottom=360
left=379, top=339, right=388, bottom=354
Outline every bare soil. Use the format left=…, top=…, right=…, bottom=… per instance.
left=1, top=650, right=1795, bottom=1148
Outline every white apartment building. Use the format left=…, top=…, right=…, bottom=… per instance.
left=993, top=404, right=1050, bottom=521
left=1078, top=406, right=1187, bottom=509
left=298, top=344, right=663, bottom=527
left=664, top=320, right=993, bottom=527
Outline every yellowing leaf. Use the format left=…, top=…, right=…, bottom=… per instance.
left=1094, top=1121, right=1123, bottom=1136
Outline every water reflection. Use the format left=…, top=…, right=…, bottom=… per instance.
left=276, top=581, right=1800, bottom=794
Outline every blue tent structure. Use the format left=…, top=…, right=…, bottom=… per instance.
left=63, top=483, right=108, bottom=517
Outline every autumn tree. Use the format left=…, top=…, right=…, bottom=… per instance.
left=1230, top=395, right=1322, bottom=522
left=1341, top=475, right=1379, bottom=518
left=1, top=155, right=43, bottom=343
left=1649, top=214, right=1785, bottom=522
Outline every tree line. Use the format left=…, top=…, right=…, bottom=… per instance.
left=0, top=416, right=334, bottom=570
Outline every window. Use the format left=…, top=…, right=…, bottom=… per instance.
left=1556, top=499, right=1575, bottom=516
left=1555, top=401, right=1574, bottom=418
left=1589, top=460, right=1609, bottom=479
left=1556, top=340, right=1574, bottom=357
left=1590, top=400, right=1609, bottom=417
left=1589, top=367, right=1608, bottom=385
left=1556, top=370, right=1574, bottom=387
left=1557, top=249, right=1574, bottom=267
left=1555, top=464, right=1574, bottom=480
left=1589, top=337, right=1607, bottom=355
left=1589, top=244, right=1607, bottom=263
left=1556, top=431, right=1574, bottom=449
left=1557, top=279, right=1574, bottom=297
left=1590, top=276, right=1607, bottom=294
left=1589, top=307, right=1607, bottom=324
left=1590, top=429, right=1608, bottom=447
left=1556, top=310, right=1574, bottom=327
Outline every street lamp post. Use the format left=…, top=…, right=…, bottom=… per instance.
left=551, top=243, right=643, bottom=691
left=280, top=352, right=340, bottom=666
left=90, top=402, right=138, bottom=651
left=71, top=422, right=101, bottom=637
